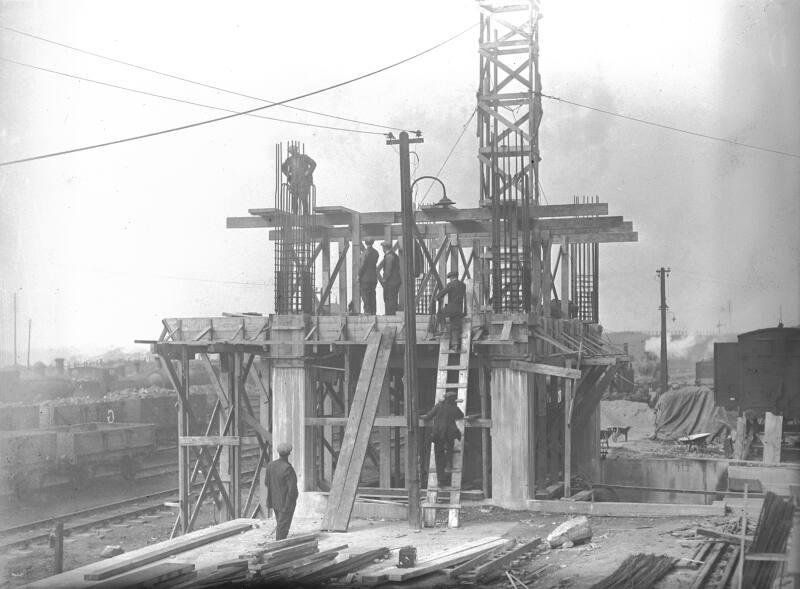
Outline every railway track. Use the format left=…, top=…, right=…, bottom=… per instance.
left=0, top=457, right=262, bottom=551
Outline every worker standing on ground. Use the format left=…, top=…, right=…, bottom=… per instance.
left=436, top=271, right=466, bottom=351
left=421, top=390, right=464, bottom=487
left=380, top=242, right=401, bottom=315
left=358, top=239, right=379, bottom=314
left=281, top=145, right=316, bottom=215
left=264, top=442, right=299, bottom=540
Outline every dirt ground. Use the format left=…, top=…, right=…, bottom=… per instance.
left=601, top=399, right=728, bottom=459
left=0, top=502, right=742, bottom=588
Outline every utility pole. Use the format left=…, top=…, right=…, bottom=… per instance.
left=26, top=319, right=31, bottom=369
left=656, top=267, right=670, bottom=394
left=13, top=292, right=17, bottom=367
left=387, top=131, right=424, bottom=529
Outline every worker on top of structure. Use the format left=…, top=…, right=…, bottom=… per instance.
left=436, top=270, right=466, bottom=351
left=380, top=242, right=401, bottom=316
left=421, top=390, right=464, bottom=487
left=264, top=442, right=298, bottom=540
left=281, top=145, right=316, bottom=215
left=358, top=239, right=379, bottom=315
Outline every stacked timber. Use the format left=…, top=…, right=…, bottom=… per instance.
left=358, top=537, right=513, bottom=585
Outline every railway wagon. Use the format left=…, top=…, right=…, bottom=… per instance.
left=715, top=326, right=800, bottom=416
left=0, top=422, right=157, bottom=498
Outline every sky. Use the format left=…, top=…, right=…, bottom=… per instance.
left=1, top=0, right=798, bottom=363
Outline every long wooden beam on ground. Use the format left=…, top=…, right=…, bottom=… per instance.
left=83, top=520, right=254, bottom=581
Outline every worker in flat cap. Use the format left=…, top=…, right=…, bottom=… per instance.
left=380, top=242, right=402, bottom=316
left=421, top=390, right=464, bottom=487
left=264, top=442, right=298, bottom=540
left=435, top=270, right=467, bottom=351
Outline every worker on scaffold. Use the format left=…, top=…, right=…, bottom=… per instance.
left=380, top=242, right=401, bottom=315
left=435, top=270, right=466, bottom=352
left=281, top=145, right=316, bottom=215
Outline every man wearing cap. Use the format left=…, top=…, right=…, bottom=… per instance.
left=264, top=442, right=299, bottom=540
left=435, top=271, right=467, bottom=351
left=421, top=391, right=464, bottom=486
left=380, top=242, right=402, bottom=315
left=358, top=239, right=379, bottom=314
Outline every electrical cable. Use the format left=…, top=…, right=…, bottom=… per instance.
left=417, top=107, right=477, bottom=206
left=0, top=23, right=477, bottom=167
left=2, top=25, right=412, bottom=134
left=538, top=91, right=800, bottom=160
left=3, top=57, right=386, bottom=135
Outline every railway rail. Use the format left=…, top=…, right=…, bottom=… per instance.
left=0, top=455, right=262, bottom=551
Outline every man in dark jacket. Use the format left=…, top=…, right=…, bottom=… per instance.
left=421, top=391, right=464, bottom=486
left=264, top=442, right=299, bottom=540
left=435, top=271, right=466, bottom=351
left=380, top=242, right=401, bottom=315
left=281, top=145, right=316, bottom=215
left=358, top=239, right=379, bottom=314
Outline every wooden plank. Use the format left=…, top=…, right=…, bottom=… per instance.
left=385, top=538, right=509, bottom=582
left=580, top=356, right=620, bottom=366
left=321, top=331, right=382, bottom=529
left=553, top=231, right=638, bottom=244
left=689, top=542, right=725, bottom=589
left=744, top=552, right=788, bottom=562
left=564, top=361, right=574, bottom=498
left=510, top=360, right=582, bottom=380
left=89, top=563, right=195, bottom=589
left=226, top=216, right=268, bottom=228
left=696, top=528, right=753, bottom=545
left=351, top=212, right=361, bottom=314
left=239, top=534, right=318, bottom=559
left=322, top=327, right=396, bottom=531
left=178, top=436, right=241, bottom=446
left=257, top=541, right=319, bottom=567
left=762, top=412, right=783, bottom=464
left=296, top=547, right=390, bottom=585
left=470, top=538, right=542, bottom=582
left=447, top=539, right=515, bottom=577
left=525, top=499, right=725, bottom=517
left=84, top=520, right=253, bottom=581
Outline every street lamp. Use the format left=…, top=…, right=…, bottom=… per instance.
left=411, top=175, right=455, bottom=209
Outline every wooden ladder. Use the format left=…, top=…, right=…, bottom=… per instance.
left=422, top=315, right=472, bottom=528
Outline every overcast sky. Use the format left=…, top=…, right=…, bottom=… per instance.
left=1, top=0, right=798, bottom=362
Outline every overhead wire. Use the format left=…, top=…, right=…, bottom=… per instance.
left=538, top=91, right=800, bottom=160
left=417, top=107, right=477, bottom=206
left=2, top=57, right=386, bottom=135
left=0, top=23, right=477, bottom=167
left=2, top=25, right=411, bottom=134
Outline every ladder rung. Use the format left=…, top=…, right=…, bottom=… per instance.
left=436, top=384, right=467, bottom=389
left=421, top=503, right=462, bottom=509
left=440, top=364, right=469, bottom=370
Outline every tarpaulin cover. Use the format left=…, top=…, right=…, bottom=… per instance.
left=654, top=386, right=731, bottom=441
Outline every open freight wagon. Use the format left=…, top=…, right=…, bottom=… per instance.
left=0, top=422, right=157, bottom=498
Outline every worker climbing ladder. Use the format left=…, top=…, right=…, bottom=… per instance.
left=422, top=314, right=472, bottom=528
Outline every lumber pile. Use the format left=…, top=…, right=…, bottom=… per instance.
left=244, top=535, right=391, bottom=586
left=448, top=538, right=543, bottom=584
left=358, top=537, right=512, bottom=585
left=742, top=491, right=795, bottom=589
left=589, top=554, right=676, bottom=589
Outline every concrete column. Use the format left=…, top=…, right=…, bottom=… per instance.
left=490, top=367, right=530, bottom=508
left=271, top=315, right=312, bottom=512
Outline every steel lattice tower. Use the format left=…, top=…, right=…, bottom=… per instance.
left=477, top=0, right=542, bottom=313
